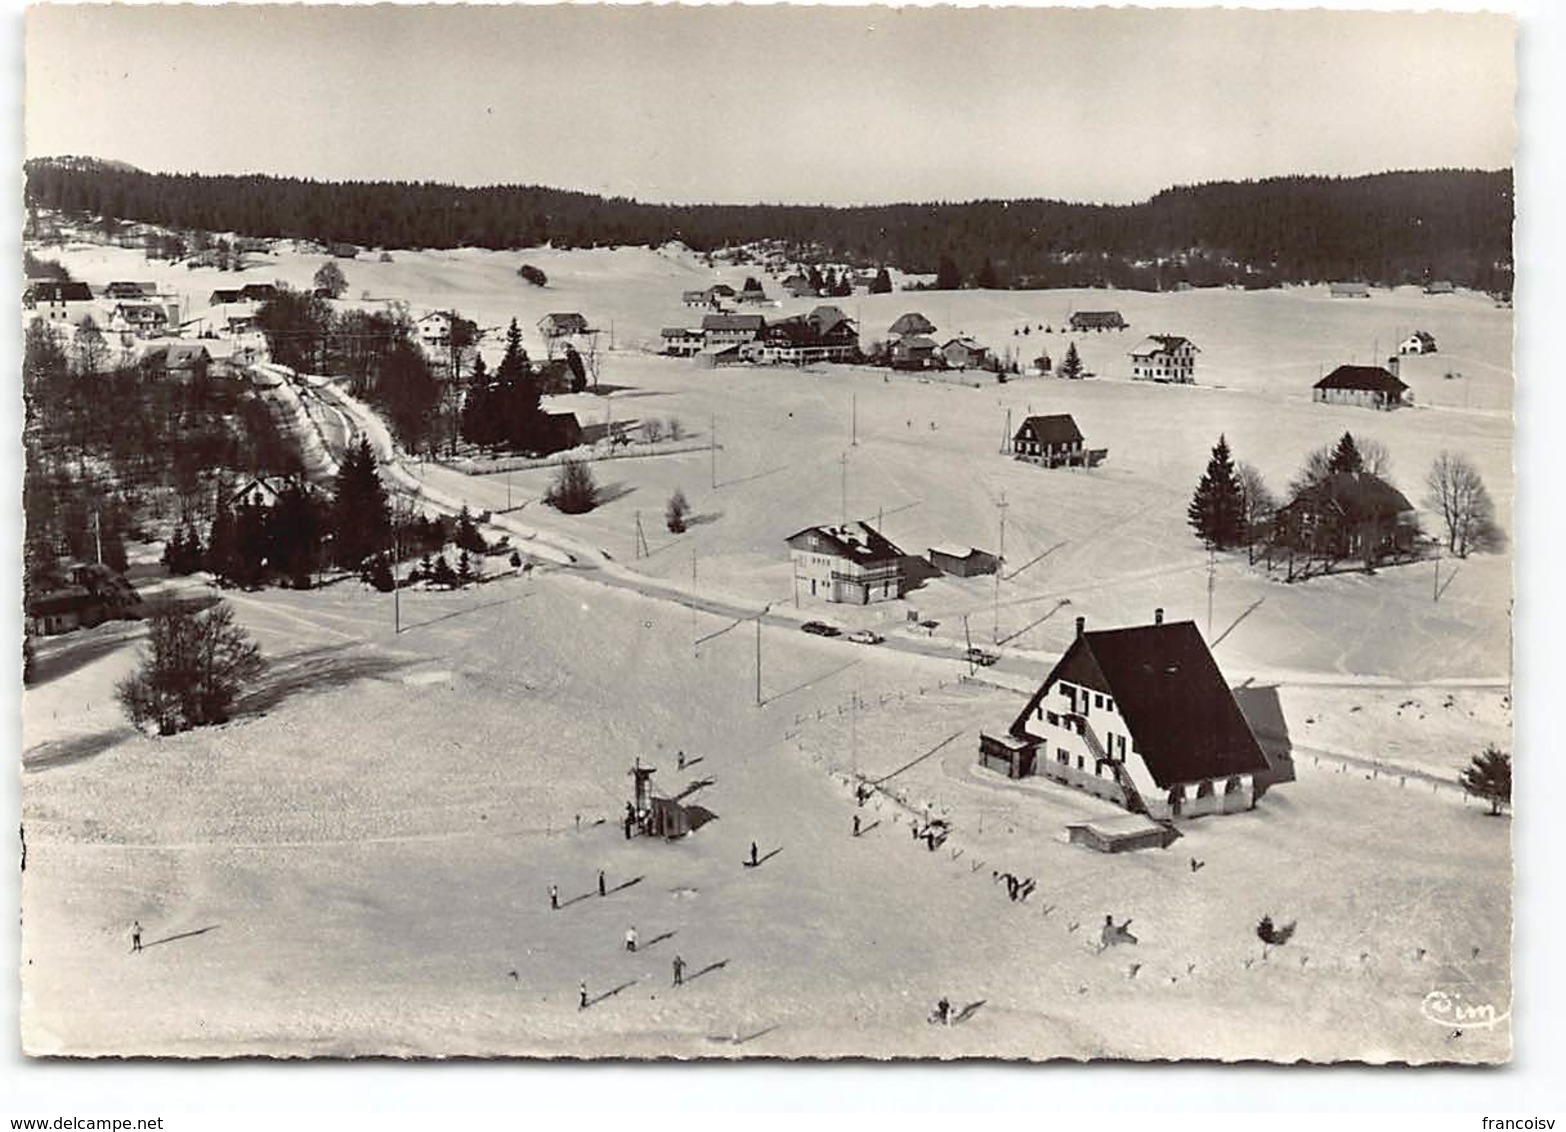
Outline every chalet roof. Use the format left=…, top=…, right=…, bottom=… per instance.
left=1011, top=620, right=1268, bottom=788
left=239, top=283, right=279, bottom=301
left=1278, top=472, right=1414, bottom=523
left=785, top=521, right=905, bottom=565
left=209, top=288, right=244, bottom=305
left=30, top=281, right=94, bottom=303
left=105, top=281, right=156, bottom=297
left=894, top=334, right=937, bottom=352
left=701, top=313, right=765, bottom=332
left=709, top=284, right=736, bottom=297
left=1015, top=413, right=1083, bottom=446
left=888, top=312, right=936, bottom=337
left=1129, top=334, right=1196, bottom=357
left=807, top=305, right=853, bottom=334
left=929, top=545, right=985, bottom=561
left=661, top=327, right=700, bottom=337
left=1330, top=282, right=1370, bottom=296
left=1070, top=310, right=1125, bottom=327
left=165, top=343, right=212, bottom=368
left=1424, top=280, right=1456, bottom=294
left=1314, top=365, right=1408, bottom=394
left=1406, top=330, right=1436, bottom=346
left=943, top=337, right=986, bottom=353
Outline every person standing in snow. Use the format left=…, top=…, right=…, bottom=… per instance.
left=749, top=841, right=759, bottom=866
left=598, top=869, right=607, bottom=897
left=130, top=921, right=142, bottom=954
left=672, top=955, right=686, bottom=987
left=579, top=980, right=589, bottom=1010
left=853, top=814, right=861, bottom=837
left=625, top=926, right=638, bottom=953
left=549, top=884, right=559, bottom=911
left=677, top=750, right=686, bottom=771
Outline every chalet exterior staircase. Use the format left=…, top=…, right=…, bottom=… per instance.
left=1071, top=713, right=1148, bottom=816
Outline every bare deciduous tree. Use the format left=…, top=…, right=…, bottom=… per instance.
left=642, top=418, right=665, bottom=444
left=1425, top=451, right=1502, bottom=557
left=1236, top=461, right=1277, bottom=561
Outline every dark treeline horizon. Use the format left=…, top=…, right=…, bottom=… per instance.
left=25, top=157, right=1513, bottom=292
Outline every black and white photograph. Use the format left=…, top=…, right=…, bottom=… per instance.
left=12, top=0, right=1539, bottom=1090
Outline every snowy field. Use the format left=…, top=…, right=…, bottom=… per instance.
left=22, top=574, right=1511, bottom=1061
left=22, top=239, right=1514, bottom=1060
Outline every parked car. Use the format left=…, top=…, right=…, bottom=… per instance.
left=964, top=646, right=999, bottom=667
left=801, top=621, right=842, bottom=637
left=847, top=629, right=884, bottom=645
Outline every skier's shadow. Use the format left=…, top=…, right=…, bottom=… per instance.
left=642, top=930, right=677, bottom=950
left=560, top=891, right=595, bottom=909
left=952, top=1000, right=986, bottom=1025
left=744, top=848, right=783, bottom=868
left=608, top=876, right=645, bottom=895
left=587, top=979, right=639, bottom=1008
left=686, top=959, right=730, bottom=983
left=144, top=925, right=220, bottom=950
left=853, top=821, right=882, bottom=837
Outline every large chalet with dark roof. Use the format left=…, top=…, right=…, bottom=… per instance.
left=786, top=521, right=905, bottom=604
left=1313, top=364, right=1410, bottom=410
left=746, top=305, right=858, bottom=364
left=979, top=613, right=1275, bottom=820
left=24, top=280, right=96, bottom=324
left=1069, top=310, right=1127, bottom=332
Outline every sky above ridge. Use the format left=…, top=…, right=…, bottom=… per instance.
left=24, top=3, right=1516, bottom=206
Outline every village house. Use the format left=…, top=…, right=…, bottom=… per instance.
left=1069, top=310, right=1127, bottom=332
left=538, top=312, right=590, bottom=340
left=701, top=312, right=766, bottom=349
left=1329, top=282, right=1371, bottom=299
left=786, top=521, right=906, bottom=605
left=208, top=283, right=279, bottom=307
left=978, top=612, right=1274, bottom=821
left=1423, top=280, right=1456, bottom=295
left=107, top=301, right=171, bottom=343
left=941, top=337, right=992, bottom=370
left=1273, top=471, right=1418, bottom=565
left=890, top=334, right=939, bottom=370
left=660, top=327, right=705, bottom=357
left=782, top=274, right=816, bottom=299
left=1012, top=413, right=1095, bottom=468
left=25, top=563, right=144, bottom=637
left=24, top=280, right=97, bottom=325
left=1313, top=363, right=1411, bottom=410
left=1398, top=331, right=1437, bottom=355
left=416, top=311, right=453, bottom=352
left=1128, top=334, right=1199, bottom=382
left=744, top=308, right=857, bottom=365
left=682, top=289, right=717, bottom=310
left=928, top=546, right=999, bottom=577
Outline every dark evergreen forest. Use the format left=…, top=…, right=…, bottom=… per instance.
left=25, top=158, right=1512, bottom=292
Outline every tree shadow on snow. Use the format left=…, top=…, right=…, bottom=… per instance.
left=596, top=481, right=636, bottom=506
left=23, top=727, right=134, bottom=772
left=28, top=624, right=147, bottom=688
left=235, top=643, right=415, bottom=719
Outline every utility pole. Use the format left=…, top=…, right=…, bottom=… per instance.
left=1433, top=544, right=1441, bottom=603
left=963, top=614, right=975, bottom=676
left=92, top=510, right=102, bottom=565
left=1207, top=545, right=1216, bottom=637
left=851, top=393, right=858, bottom=447
left=710, top=415, right=717, bottom=490
left=994, top=491, right=1009, bottom=644
left=839, top=451, right=848, bottom=526
left=755, top=608, right=765, bottom=707
left=1001, top=407, right=1011, bottom=454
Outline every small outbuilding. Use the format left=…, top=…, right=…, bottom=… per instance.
left=1398, top=331, right=1437, bottom=355
left=1069, top=310, right=1127, bottom=332
left=928, top=546, right=999, bottom=577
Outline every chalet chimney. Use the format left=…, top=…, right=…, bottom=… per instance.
left=1075, top=616, right=1085, bottom=639
left=1386, top=354, right=1400, bottom=378
left=1154, top=608, right=1164, bottom=625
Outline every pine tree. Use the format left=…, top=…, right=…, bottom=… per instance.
left=1328, top=432, right=1363, bottom=475
left=332, top=438, right=391, bottom=569
left=1459, top=745, right=1511, bottom=815
left=432, top=553, right=456, bottom=588
left=206, top=496, right=239, bottom=583
left=460, top=356, right=494, bottom=448
left=454, top=505, right=485, bottom=553
left=870, top=267, right=893, bottom=294
left=116, top=601, right=265, bottom=735
left=457, top=549, right=474, bottom=584
left=1188, top=435, right=1247, bottom=549
left=1059, top=342, right=1084, bottom=380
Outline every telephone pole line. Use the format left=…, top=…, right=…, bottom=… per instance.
left=710, top=415, right=717, bottom=490
left=840, top=451, right=849, bottom=525
left=994, top=491, right=1009, bottom=644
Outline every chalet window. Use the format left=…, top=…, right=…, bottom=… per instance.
left=1094, top=693, right=1103, bottom=708
left=1057, top=749, right=1069, bottom=764
left=1046, top=711, right=1059, bottom=726
left=1076, top=755, right=1085, bottom=771
left=1105, top=698, right=1114, bottom=713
